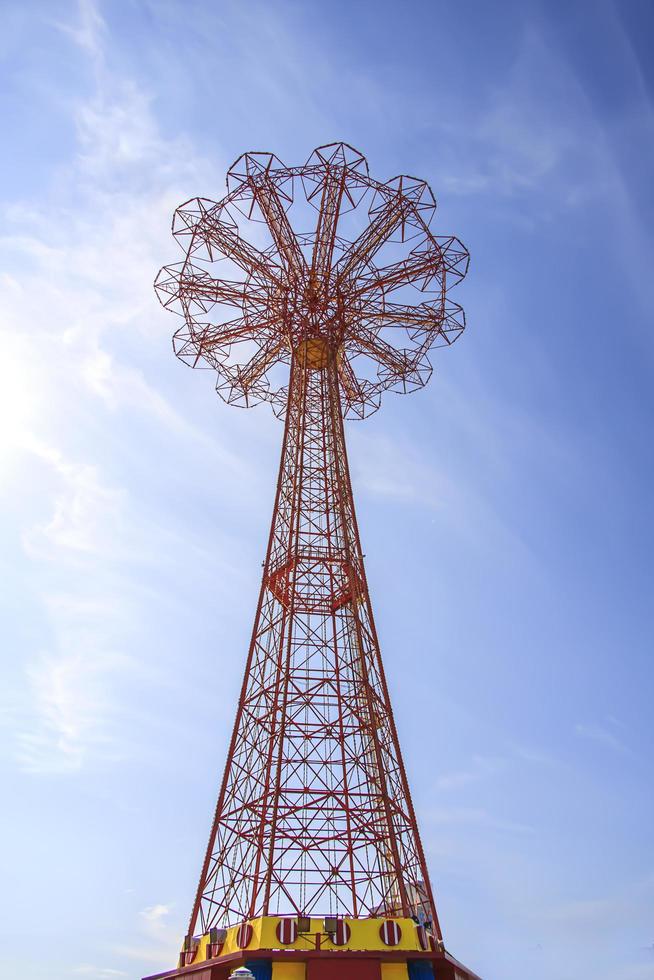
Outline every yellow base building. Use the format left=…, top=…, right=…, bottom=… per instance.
left=144, top=915, right=481, bottom=980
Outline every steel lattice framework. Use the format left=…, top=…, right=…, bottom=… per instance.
left=155, top=143, right=469, bottom=941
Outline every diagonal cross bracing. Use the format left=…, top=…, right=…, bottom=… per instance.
left=188, top=353, right=439, bottom=934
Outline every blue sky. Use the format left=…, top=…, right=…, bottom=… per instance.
left=1, top=1, right=653, bottom=979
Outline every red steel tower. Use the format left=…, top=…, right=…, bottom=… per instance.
left=151, top=143, right=477, bottom=980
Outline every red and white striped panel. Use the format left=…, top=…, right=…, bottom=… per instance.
left=183, top=949, right=197, bottom=965
left=332, top=920, right=351, bottom=946
left=207, top=942, right=223, bottom=959
left=276, top=918, right=298, bottom=944
left=417, top=925, right=429, bottom=950
left=379, top=920, right=402, bottom=946
left=236, top=923, right=253, bottom=949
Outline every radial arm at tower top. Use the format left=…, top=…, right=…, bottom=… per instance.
left=155, top=141, right=468, bottom=420
left=152, top=143, right=474, bottom=978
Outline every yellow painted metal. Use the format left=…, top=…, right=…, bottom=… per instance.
left=272, top=962, right=306, bottom=980
left=194, top=916, right=424, bottom=962
left=294, top=337, right=329, bottom=370
left=381, top=964, right=409, bottom=980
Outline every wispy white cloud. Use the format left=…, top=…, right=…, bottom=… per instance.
left=349, top=424, right=539, bottom=569
left=575, top=720, right=625, bottom=752
left=9, top=434, right=135, bottom=775
left=22, top=439, right=127, bottom=559
left=351, top=430, right=453, bottom=505
left=113, top=903, right=182, bottom=965
left=53, top=0, right=106, bottom=66
left=435, top=754, right=508, bottom=791
left=424, top=25, right=618, bottom=210
left=426, top=804, right=534, bottom=835
left=15, top=624, right=134, bottom=775
left=0, top=4, right=226, bottom=448
left=0, top=0, right=251, bottom=779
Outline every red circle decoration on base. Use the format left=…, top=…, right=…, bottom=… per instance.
left=417, top=925, right=430, bottom=950
left=276, top=919, right=298, bottom=945
left=236, top=923, right=253, bottom=949
left=379, top=920, right=402, bottom=946
left=332, top=920, right=351, bottom=946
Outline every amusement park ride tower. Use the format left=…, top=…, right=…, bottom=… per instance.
left=149, top=143, right=479, bottom=980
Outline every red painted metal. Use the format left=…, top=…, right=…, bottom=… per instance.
left=308, top=960, right=380, bottom=980
left=155, top=143, right=469, bottom=940
left=379, top=920, right=402, bottom=946
left=275, top=918, right=298, bottom=944
left=236, top=924, right=253, bottom=949
left=331, top=919, right=351, bottom=946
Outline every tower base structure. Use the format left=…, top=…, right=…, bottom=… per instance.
left=142, top=916, right=481, bottom=980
